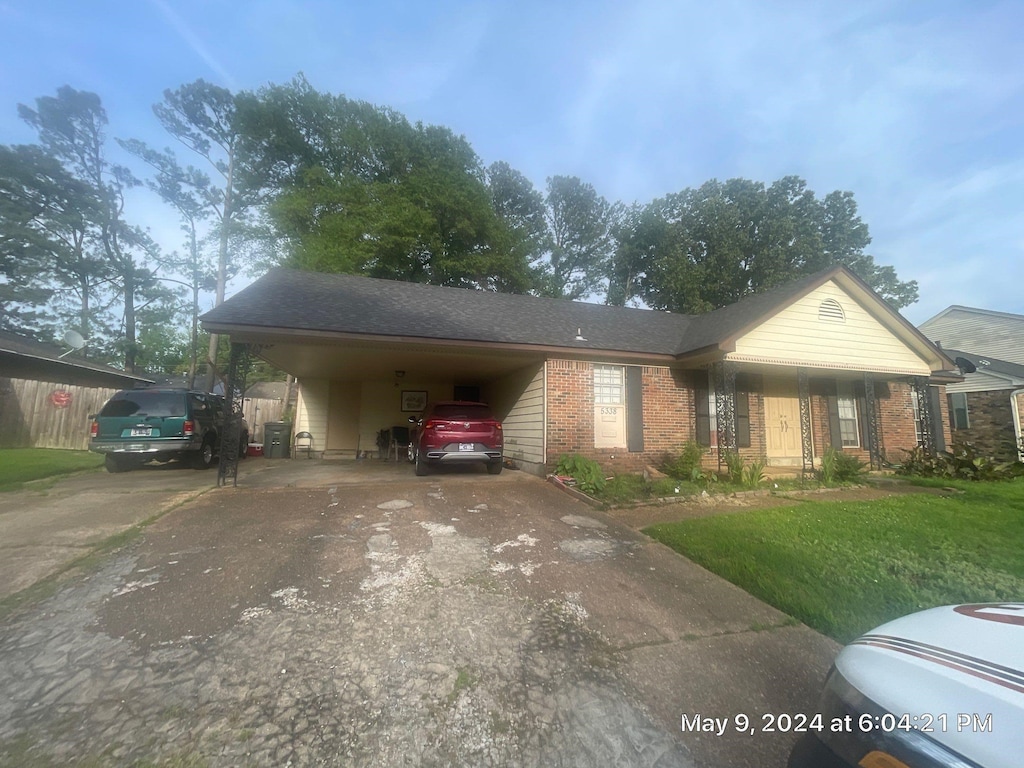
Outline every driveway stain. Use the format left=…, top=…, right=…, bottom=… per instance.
left=1, top=472, right=834, bottom=767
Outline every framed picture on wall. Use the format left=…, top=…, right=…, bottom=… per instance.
left=401, top=390, right=428, bottom=412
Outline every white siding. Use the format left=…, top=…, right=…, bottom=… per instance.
left=944, top=370, right=1024, bottom=394
left=731, top=281, right=932, bottom=375
left=488, top=364, right=545, bottom=472
left=920, top=307, right=1024, bottom=366
left=295, top=379, right=329, bottom=452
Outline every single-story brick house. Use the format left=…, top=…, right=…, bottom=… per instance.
left=200, top=265, right=957, bottom=475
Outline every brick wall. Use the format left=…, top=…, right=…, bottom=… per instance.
left=954, top=389, right=1019, bottom=459
left=543, top=360, right=954, bottom=473
left=545, top=360, right=698, bottom=473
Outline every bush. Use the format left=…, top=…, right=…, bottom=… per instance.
left=897, top=441, right=1024, bottom=481
left=660, top=442, right=706, bottom=482
left=555, top=454, right=606, bottom=494
left=817, top=447, right=865, bottom=484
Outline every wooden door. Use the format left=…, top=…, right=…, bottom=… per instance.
left=763, top=377, right=802, bottom=462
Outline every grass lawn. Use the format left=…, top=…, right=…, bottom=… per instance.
left=0, top=448, right=104, bottom=491
left=644, top=478, right=1024, bottom=643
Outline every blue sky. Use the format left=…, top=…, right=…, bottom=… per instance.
left=1, top=0, right=1022, bottom=325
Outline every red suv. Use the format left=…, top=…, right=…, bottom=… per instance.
left=409, top=401, right=503, bottom=476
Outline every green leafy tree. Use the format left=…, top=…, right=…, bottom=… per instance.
left=236, top=76, right=532, bottom=292
left=0, top=144, right=103, bottom=336
left=540, top=175, right=620, bottom=300
left=151, top=79, right=253, bottom=388
left=11, top=87, right=169, bottom=371
left=613, top=176, right=917, bottom=313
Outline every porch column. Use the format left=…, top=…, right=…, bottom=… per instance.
left=863, top=372, right=882, bottom=470
left=218, top=341, right=258, bottom=488
left=713, top=361, right=737, bottom=470
left=797, top=367, right=814, bottom=475
left=912, top=376, right=936, bottom=455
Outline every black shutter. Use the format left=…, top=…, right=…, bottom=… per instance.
left=734, top=373, right=759, bottom=449
left=626, top=366, right=644, bottom=452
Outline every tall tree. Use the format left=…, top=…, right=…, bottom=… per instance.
left=152, top=79, right=250, bottom=389
left=119, top=139, right=217, bottom=387
left=237, top=76, right=532, bottom=292
left=540, top=176, right=620, bottom=300
left=487, top=161, right=550, bottom=289
left=613, top=176, right=917, bottom=313
left=0, top=144, right=103, bottom=336
left=14, top=87, right=163, bottom=371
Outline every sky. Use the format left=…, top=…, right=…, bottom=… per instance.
left=1, top=0, right=1022, bottom=326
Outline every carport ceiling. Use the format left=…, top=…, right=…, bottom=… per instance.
left=239, top=334, right=546, bottom=382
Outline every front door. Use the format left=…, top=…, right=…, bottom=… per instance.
left=593, top=365, right=626, bottom=449
left=763, top=376, right=803, bottom=464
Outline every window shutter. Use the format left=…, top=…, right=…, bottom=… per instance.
left=626, top=366, right=644, bottom=452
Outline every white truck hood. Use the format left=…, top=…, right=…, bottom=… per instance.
left=836, top=603, right=1024, bottom=767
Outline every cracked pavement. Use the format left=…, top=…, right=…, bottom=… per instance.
left=0, top=464, right=838, bottom=766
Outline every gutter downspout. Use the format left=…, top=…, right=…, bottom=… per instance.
left=1011, top=389, right=1024, bottom=463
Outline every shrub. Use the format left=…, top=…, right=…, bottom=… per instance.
left=897, top=440, right=1024, bottom=481
left=660, top=442, right=706, bottom=481
left=817, top=446, right=865, bottom=484
left=555, top=454, right=606, bottom=494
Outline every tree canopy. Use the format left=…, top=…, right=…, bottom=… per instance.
left=1, top=76, right=920, bottom=377
left=609, top=176, right=918, bottom=312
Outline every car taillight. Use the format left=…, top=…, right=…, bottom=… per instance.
left=183, top=420, right=194, bottom=437
left=90, top=421, right=98, bottom=438
left=423, top=420, right=439, bottom=430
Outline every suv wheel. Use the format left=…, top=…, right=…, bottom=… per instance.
left=193, top=437, right=216, bottom=469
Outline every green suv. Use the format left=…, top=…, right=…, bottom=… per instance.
left=89, top=388, right=248, bottom=472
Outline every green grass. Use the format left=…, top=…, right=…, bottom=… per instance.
left=0, top=448, right=104, bottom=491
left=643, top=478, right=1024, bottom=643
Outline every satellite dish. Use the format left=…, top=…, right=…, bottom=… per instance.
left=954, top=356, right=977, bottom=374
left=63, top=330, right=86, bottom=349
left=58, top=329, right=86, bottom=358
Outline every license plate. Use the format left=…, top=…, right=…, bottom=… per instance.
left=459, top=443, right=475, bottom=452
left=130, top=428, right=152, bottom=437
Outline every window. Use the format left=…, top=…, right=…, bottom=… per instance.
left=593, top=365, right=624, bottom=404
left=950, top=392, right=969, bottom=430
left=837, top=382, right=859, bottom=447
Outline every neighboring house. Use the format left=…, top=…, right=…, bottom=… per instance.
left=0, top=329, right=153, bottom=449
left=919, top=306, right=1024, bottom=460
left=200, top=265, right=957, bottom=476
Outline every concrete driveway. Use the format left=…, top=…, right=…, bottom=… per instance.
left=0, top=459, right=838, bottom=767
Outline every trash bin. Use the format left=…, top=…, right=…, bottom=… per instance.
left=263, top=422, right=292, bottom=459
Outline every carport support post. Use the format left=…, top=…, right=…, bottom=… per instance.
left=912, top=376, right=936, bottom=456
left=218, top=341, right=255, bottom=487
left=798, top=368, right=814, bottom=477
left=863, top=372, right=882, bottom=470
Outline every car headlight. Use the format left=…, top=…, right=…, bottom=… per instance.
left=810, top=667, right=982, bottom=768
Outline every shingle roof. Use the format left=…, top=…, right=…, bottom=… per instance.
left=0, top=329, right=153, bottom=387
left=201, top=264, right=907, bottom=361
left=201, top=268, right=696, bottom=356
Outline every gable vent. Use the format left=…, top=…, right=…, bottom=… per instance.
left=818, top=298, right=846, bottom=323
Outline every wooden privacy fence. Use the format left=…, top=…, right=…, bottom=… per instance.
left=0, top=377, right=290, bottom=451
left=241, top=397, right=287, bottom=443
left=0, top=377, right=118, bottom=450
